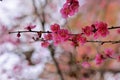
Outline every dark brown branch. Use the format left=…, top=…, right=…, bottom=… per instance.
left=40, top=0, right=47, bottom=31
left=108, top=26, right=120, bottom=29
left=87, top=40, right=120, bottom=44
left=9, top=31, right=51, bottom=34
left=49, top=45, right=64, bottom=80
left=9, top=26, right=120, bottom=45
left=9, top=26, right=120, bottom=34
left=9, top=30, right=120, bottom=45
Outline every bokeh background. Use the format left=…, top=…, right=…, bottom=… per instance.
left=0, top=0, right=120, bottom=80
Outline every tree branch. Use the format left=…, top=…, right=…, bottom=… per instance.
left=87, top=40, right=120, bottom=44
left=49, top=45, right=64, bottom=80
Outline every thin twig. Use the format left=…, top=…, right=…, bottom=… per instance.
left=87, top=40, right=120, bottom=44
left=108, top=26, right=120, bottom=29
left=9, top=31, right=51, bottom=34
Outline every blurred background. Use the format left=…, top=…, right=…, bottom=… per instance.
left=0, top=0, right=120, bottom=80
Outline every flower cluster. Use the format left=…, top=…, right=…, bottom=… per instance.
left=94, top=22, right=109, bottom=39
left=82, top=26, right=94, bottom=36
left=82, top=22, right=109, bottom=39
left=41, top=23, right=88, bottom=47
left=41, top=24, right=70, bottom=47
left=94, top=48, right=115, bottom=65
left=76, top=48, right=120, bottom=68
left=60, top=0, right=79, bottom=18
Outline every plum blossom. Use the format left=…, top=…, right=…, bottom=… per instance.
left=69, top=0, right=79, bottom=13
left=75, top=34, right=86, bottom=45
left=82, top=26, right=94, bottom=36
left=81, top=61, right=91, bottom=68
left=104, top=48, right=114, bottom=58
left=51, top=29, right=70, bottom=45
left=50, top=24, right=60, bottom=32
left=52, top=33, right=61, bottom=45
left=70, top=34, right=86, bottom=46
left=79, top=36, right=86, bottom=45
left=44, top=33, right=52, bottom=40
left=94, top=22, right=109, bottom=39
left=60, top=4, right=70, bottom=18
left=82, top=22, right=109, bottom=39
left=50, top=23, right=70, bottom=45
left=57, top=29, right=70, bottom=41
left=95, top=54, right=105, bottom=65
left=60, top=0, right=79, bottom=18
left=24, top=24, right=36, bottom=31
left=41, top=41, right=50, bottom=47
left=117, top=29, right=120, bottom=34
left=117, top=56, right=120, bottom=62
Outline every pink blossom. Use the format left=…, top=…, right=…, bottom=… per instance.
left=117, top=56, right=120, bottom=62
left=70, top=34, right=86, bottom=46
left=57, top=29, right=70, bottom=41
left=52, top=33, right=61, bottom=45
left=41, top=41, right=50, bottom=47
left=95, top=54, right=105, bottom=65
left=60, top=0, right=79, bottom=18
left=75, top=34, right=86, bottom=45
left=60, top=4, right=70, bottom=18
left=94, top=22, right=109, bottom=39
left=82, top=26, right=94, bottom=36
left=117, top=29, right=120, bottom=34
left=44, top=33, right=52, bottom=40
left=79, top=36, right=86, bottom=45
left=104, top=48, right=114, bottom=58
left=51, top=29, right=70, bottom=45
left=81, top=61, right=91, bottom=68
left=24, top=24, right=36, bottom=31
left=69, top=0, right=79, bottom=15
left=50, top=24, right=60, bottom=32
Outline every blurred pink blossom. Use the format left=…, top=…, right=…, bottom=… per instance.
left=95, top=54, right=105, bottom=65
left=41, top=41, right=50, bottom=47
left=104, top=48, right=115, bottom=58
left=81, top=61, right=91, bottom=68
